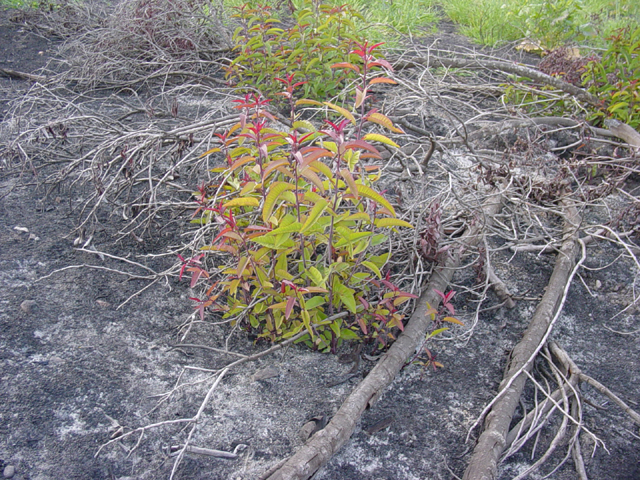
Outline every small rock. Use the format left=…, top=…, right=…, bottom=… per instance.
left=252, top=366, right=279, bottom=382
left=595, top=280, right=602, bottom=290
left=3, top=464, right=15, bottom=478
left=20, top=300, right=37, bottom=314
left=13, top=226, right=29, bottom=233
left=96, top=299, right=111, bottom=308
left=28, top=233, right=40, bottom=241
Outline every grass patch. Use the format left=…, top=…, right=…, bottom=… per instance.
left=437, top=0, right=640, bottom=48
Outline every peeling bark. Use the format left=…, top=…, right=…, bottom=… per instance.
left=263, top=188, right=505, bottom=480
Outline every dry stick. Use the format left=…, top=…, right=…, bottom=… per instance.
left=0, top=68, right=48, bottom=83
left=462, top=195, right=582, bottom=480
left=549, top=341, right=640, bottom=426
left=571, top=397, right=589, bottom=480
left=264, top=187, right=505, bottom=480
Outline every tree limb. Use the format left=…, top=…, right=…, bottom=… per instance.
left=462, top=194, right=582, bottom=480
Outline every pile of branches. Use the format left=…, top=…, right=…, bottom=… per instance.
left=1, top=3, right=640, bottom=479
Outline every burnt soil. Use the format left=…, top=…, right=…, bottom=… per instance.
left=1, top=6, right=639, bottom=480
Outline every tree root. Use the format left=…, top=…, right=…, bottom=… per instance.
left=462, top=194, right=583, bottom=480
left=263, top=186, right=505, bottom=480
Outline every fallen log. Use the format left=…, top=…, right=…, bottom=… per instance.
left=462, top=194, right=583, bottom=480
left=264, top=186, right=505, bottom=480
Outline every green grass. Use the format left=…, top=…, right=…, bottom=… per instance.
left=438, top=0, right=640, bottom=48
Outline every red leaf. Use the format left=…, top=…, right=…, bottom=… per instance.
left=285, top=296, right=296, bottom=320
left=356, top=316, right=368, bottom=334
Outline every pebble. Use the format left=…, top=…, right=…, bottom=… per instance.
left=20, top=300, right=37, bottom=314
left=3, top=465, right=15, bottom=478
left=252, top=366, right=279, bottom=382
left=595, top=280, right=602, bottom=290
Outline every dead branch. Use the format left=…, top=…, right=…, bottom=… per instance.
left=264, top=186, right=505, bottom=480
left=394, top=55, right=599, bottom=107
left=462, top=194, right=583, bottom=480
left=0, top=68, right=48, bottom=83
left=549, top=341, right=640, bottom=426
left=605, top=119, right=640, bottom=149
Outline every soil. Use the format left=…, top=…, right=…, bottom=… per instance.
left=1, top=5, right=639, bottom=480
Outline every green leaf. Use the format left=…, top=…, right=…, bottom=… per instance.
left=301, top=198, right=329, bottom=233
left=305, top=295, right=326, bottom=310
left=361, top=261, right=382, bottom=279
left=340, top=328, right=360, bottom=340
left=336, top=284, right=357, bottom=313
left=263, top=182, right=296, bottom=223
left=307, top=266, right=325, bottom=288
left=356, top=184, right=396, bottom=216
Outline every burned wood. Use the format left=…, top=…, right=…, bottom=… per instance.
left=462, top=195, right=582, bottom=480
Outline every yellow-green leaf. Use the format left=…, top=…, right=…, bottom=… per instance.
left=366, top=112, right=404, bottom=133
left=301, top=198, right=329, bottom=233
left=236, top=256, right=249, bottom=277
left=263, top=182, right=296, bottom=222
left=374, top=218, right=414, bottom=229
left=199, top=147, right=221, bottom=158
left=361, top=260, right=382, bottom=279
left=293, top=120, right=316, bottom=132
left=308, top=160, right=333, bottom=180
left=296, top=99, right=322, bottom=106
left=223, top=197, right=259, bottom=209
left=324, top=102, right=356, bottom=125
left=443, top=316, right=465, bottom=326
left=240, top=181, right=257, bottom=196
left=307, top=266, right=325, bottom=288
left=356, top=184, right=396, bottom=217
left=362, top=133, right=399, bottom=148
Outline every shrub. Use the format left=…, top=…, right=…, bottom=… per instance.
left=225, top=1, right=363, bottom=104
left=188, top=42, right=416, bottom=352
left=583, top=26, right=640, bottom=129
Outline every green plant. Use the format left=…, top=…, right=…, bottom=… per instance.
left=406, top=291, right=464, bottom=372
left=0, top=0, right=63, bottom=9
left=190, top=42, right=416, bottom=352
left=583, top=26, right=640, bottom=129
left=225, top=1, right=363, bottom=104
left=505, top=0, right=590, bottom=49
left=441, top=0, right=522, bottom=46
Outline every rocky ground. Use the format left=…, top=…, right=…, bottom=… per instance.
left=1, top=4, right=639, bottom=480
